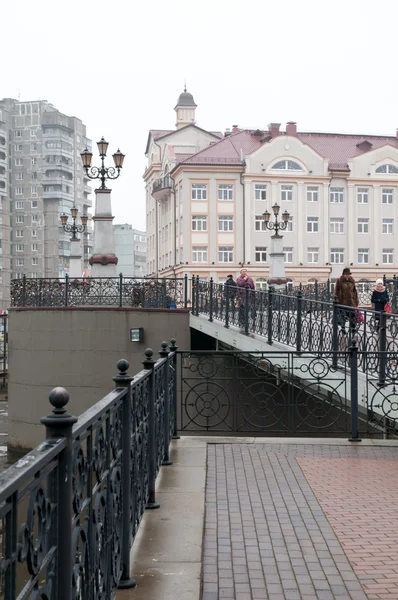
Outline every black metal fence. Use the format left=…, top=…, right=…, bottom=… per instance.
left=10, top=275, right=189, bottom=309
left=191, top=276, right=398, bottom=375
left=0, top=340, right=178, bottom=599
left=178, top=348, right=398, bottom=438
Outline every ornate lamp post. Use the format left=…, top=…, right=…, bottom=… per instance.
left=262, top=203, right=291, bottom=289
left=60, top=206, right=88, bottom=278
left=81, top=137, right=125, bottom=189
left=60, top=206, right=88, bottom=241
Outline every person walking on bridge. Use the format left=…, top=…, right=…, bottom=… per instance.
left=237, top=268, right=255, bottom=326
left=335, top=267, right=359, bottom=335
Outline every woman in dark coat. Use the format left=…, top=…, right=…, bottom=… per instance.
left=371, top=279, right=389, bottom=330
left=334, top=268, right=359, bottom=334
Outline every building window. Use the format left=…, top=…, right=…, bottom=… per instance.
left=307, top=216, right=319, bottom=233
left=357, top=218, right=369, bottom=234
left=15, top=187, right=23, bottom=195
left=382, top=248, right=394, bottom=264
left=283, top=247, right=293, bottom=263
left=31, top=158, right=37, bottom=166
left=16, top=215, right=24, bottom=224
left=330, top=187, right=344, bottom=203
left=16, top=244, right=24, bottom=252
left=376, top=164, right=398, bottom=174
left=307, top=186, right=319, bottom=202
left=307, top=247, right=319, bottom=263
left=358, top=248, right=369, bottom=264
left=218, top=184, right=233, bottom=201
left=255, top=184, right=267, bottom=200
left=357, top=188, right=369, bottom=204
left=31, top=243, right=38, bottom=252
left=191, top=215, right=207, bottom=231
left=31, top=199, right=38, bottom=208
left=382, top=188, right=394, bottom=204
left=14, top=144, right=23, bottom=152
left=15, top=201, right=24, bottom=209
left=30, top=143, right=37, bottom=152
left=218, top=215, right=234, bottom=232
left=382, top=218, right=394, bottom=234
left=191, top=183, right=207, bottom=200
left=255, top=247, right=267, bottom=263
left=31, top=230, right=38, bottom=237
left=255, top=214, right=266, bottom=231
left=281, top=185, right=293, bottom=202
left=255, top=277, right=268, bottom=291
left=218, top=246, right=234, bottom=262
left=15, top=173, right=24, bottom=181
left=271, top=160, right=302, bottom=171
left=16, top=258, right=24, bottom=266
left=32, top=214, right=38, bottom=224
left=14, top=130, right=22, bottom=138
left=330, top=218, right=344, bottom=234
left=330, top=248, right=344, bottom=264
left=15, top=229, right=23, bottom=238
left=192, top=246, right=207, bottom=262
left=15, top=158, right=23, bottom=166
left=32, top=172, right=38, bottom=180
left=286, top=217, right=293, bottom=232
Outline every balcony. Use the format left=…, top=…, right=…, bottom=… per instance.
left=152, top=174, right=173, bottom=200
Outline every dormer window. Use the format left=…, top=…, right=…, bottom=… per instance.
left=356, top=140, right=373, bottom=151
left=271, top=160, right=303, bottom=171
left=376, top=164, right=398, bottom=174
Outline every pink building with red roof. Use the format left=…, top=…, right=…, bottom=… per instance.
left=144, top=91, right=398, bottom=288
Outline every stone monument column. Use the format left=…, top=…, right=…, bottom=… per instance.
left=89, top=188, right=118, bottom=277
left=69, top=240, right=83, bottom=278
left=268, top=233, right=288, bottom=290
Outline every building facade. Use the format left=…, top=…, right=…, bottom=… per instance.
left=144, top=91, right=398, bottom=289
left=0, top=98, right=93, bottom=292
left=114, top=224, right=147, bottom=277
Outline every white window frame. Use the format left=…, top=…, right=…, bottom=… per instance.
left=15, top=173, right=24, bottom=181
left=283, top=247, right=293, bottom=263
left=255, top=184, right=267, bottom=200
left=15, top=230, right=24, bottom=238
left=382, top=218, right=394, bottom=234
left=32, top=214, right=38, bottom=224
left=192, top=246, right=208, bottom=262
left=218, top=184, right=233, bottom=201
left=358, top=248, right=369, bottom=264
left=307, top=247, right=319, bottom=263
left=307, top=186, right=319, bottom=202
left=330, top=248, right=344, bottom=264
left=16, top=215, right=24, bottom=224
left=307, top=216, right=319, bottom=233
left=218, top=215, right=234, bottom=232
left=15, top=201, right=24, bottom=209
left=15, top=158, right=23, bottom=166
left=31, top=199, right=38, bottom=208
left=382, top=248, right=394, bottom=264
left=255, top=246, right=267, bottom=263
left=330, top=187, right=344, bottom=203
left=357, top=188, right=369, bottom=204
left=382, top=188, right=394, bottom=204
left=31, top=243, right=38, bottom=252
left=191, top=215, right=208, bottom=231
left=330, top=218, right=344, bottom=234
left=286, top=217, right=293, bottom=232
left=357, top=218, right=369, bottom=234
left=281, top=185, right=293, bottom=202
left=31, top=229, right=38, bottom=237
left=16, top=244, right=24, bottom=252
left=15, top=187, right=23, bottom=196
left=191, top=184, right=207, bottom=201
left=376, top=164, right=398, bottom=174
left=218, top=246, right=234, bottom=263
left=255, top=215, right=266, bottom=231
left=16, top=258, right=24, bottom=266
left=271, top=160, right=303, bottom=171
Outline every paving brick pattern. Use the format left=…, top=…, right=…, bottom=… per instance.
left=202, top=444, right=398, bottom=600
left=298, top=457, right=398, bottom=600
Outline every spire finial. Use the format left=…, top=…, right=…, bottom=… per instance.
left=184, top=78, right=187, bottom=93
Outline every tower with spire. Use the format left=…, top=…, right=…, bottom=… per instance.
left=174, top=86, right=197, bottom=129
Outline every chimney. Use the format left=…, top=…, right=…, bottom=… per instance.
left=224, top=128, right=231, bottom=137
left=268, top=123, right=281, bottom=137
left=286, top=121, right=297, bottom=136
left=232, top=124, right=239, bottom=133
left=396, top=128, right=398, bottom=139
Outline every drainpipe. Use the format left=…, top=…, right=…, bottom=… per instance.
left=154, top=140, right=163, bottom=275
left=240, top=169, right=246, bottom=265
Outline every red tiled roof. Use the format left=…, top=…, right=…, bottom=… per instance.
left=175, top=152, right=194, bottom=164
left=180, top=131, right=262, bottom=166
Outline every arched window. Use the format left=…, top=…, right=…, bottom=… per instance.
left=271, top=159, right=303, bottom=171
left=255, top=277, right=268, bottom=291
left=375, top=164, right=398, bottom=174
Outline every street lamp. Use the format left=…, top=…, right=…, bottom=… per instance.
left=262, top=203, right=290, bottom=236
left=60, top=206, right=88, bottom=241
left=81, top=137, right=125, bottom=189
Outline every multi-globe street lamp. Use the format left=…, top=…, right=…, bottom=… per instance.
left=60, top=206, right=88, bottom=241
left=262, top=203, right=290, bottom=235
left=80, top=137, right=125, bottom=189
left=262, top=203, right=291, bottom=288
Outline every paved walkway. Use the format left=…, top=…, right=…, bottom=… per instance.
left=204, top=443, right=398, bottom=600
left=117, top=438, right=398, bottom=600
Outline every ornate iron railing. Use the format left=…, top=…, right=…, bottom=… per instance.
left=191, top=276, right=398, bottom=375
left=0, top=340, right=178, bottom=599
left=10, top=275, right=189, bottom=309
left=152, top=174, right=172, bottom=194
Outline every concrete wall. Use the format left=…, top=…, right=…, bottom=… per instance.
left=8, top=307, right=190, bottom=450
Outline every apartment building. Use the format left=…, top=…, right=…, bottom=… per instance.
left=144, top=90, right=398, bottom=288
left=114, top=224, right=147, bottom=277
left=0, top=98, right=93, bottom=288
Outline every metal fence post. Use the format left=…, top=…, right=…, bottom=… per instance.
left=169, top=338, right=180, bottom=439
left=378, top=311, right=387, bottom=387
left=332, top=296, right=339, bottom=369
left=113, top=359, right=136, bottom=589
left=142, top=349, right=160, bottom=510
left=244, top=285, right=249, bottom=335
left=191, top=276, right=195, bottom=315
left=224, top=287, right=230, bottom=328
left=64, top=273, right=69, bottom=307
left=296, top=287, right=303, bottom=353
left=348, top=341, right=361, bottom=442
left=40, top=387, right=77, bottom=600
left=22, top=274, right=27, bottom=305
left=195, top=275, right=200, bottom=317
left=267, top=286, right=273, bottom=345
left=184, top=274, right=188, bottom=309
left=119, top=272, right=123, bottom=308
left=393, top=274, right=398, bottom=313
left=209, top=277, right=214, bottom=322
left=159, top=342, right=173, bottom=465
left=314, top=280, right=318, bottom=302
left=326, top=278, right=331, bottom=303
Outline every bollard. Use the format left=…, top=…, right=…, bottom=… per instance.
left=113, top=359, right=136, bottom=589
left=41, top=387, right=78, bottom=600
left=142, top=349, right=160, bottom=510
left=169, top=339, right=180, bottom=439
left=159, top=342, right=173, bottom=465
left=348, top=341, right=361, bottom=442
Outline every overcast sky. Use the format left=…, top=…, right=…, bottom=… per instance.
left=3, top=0, right=397, bottom=230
